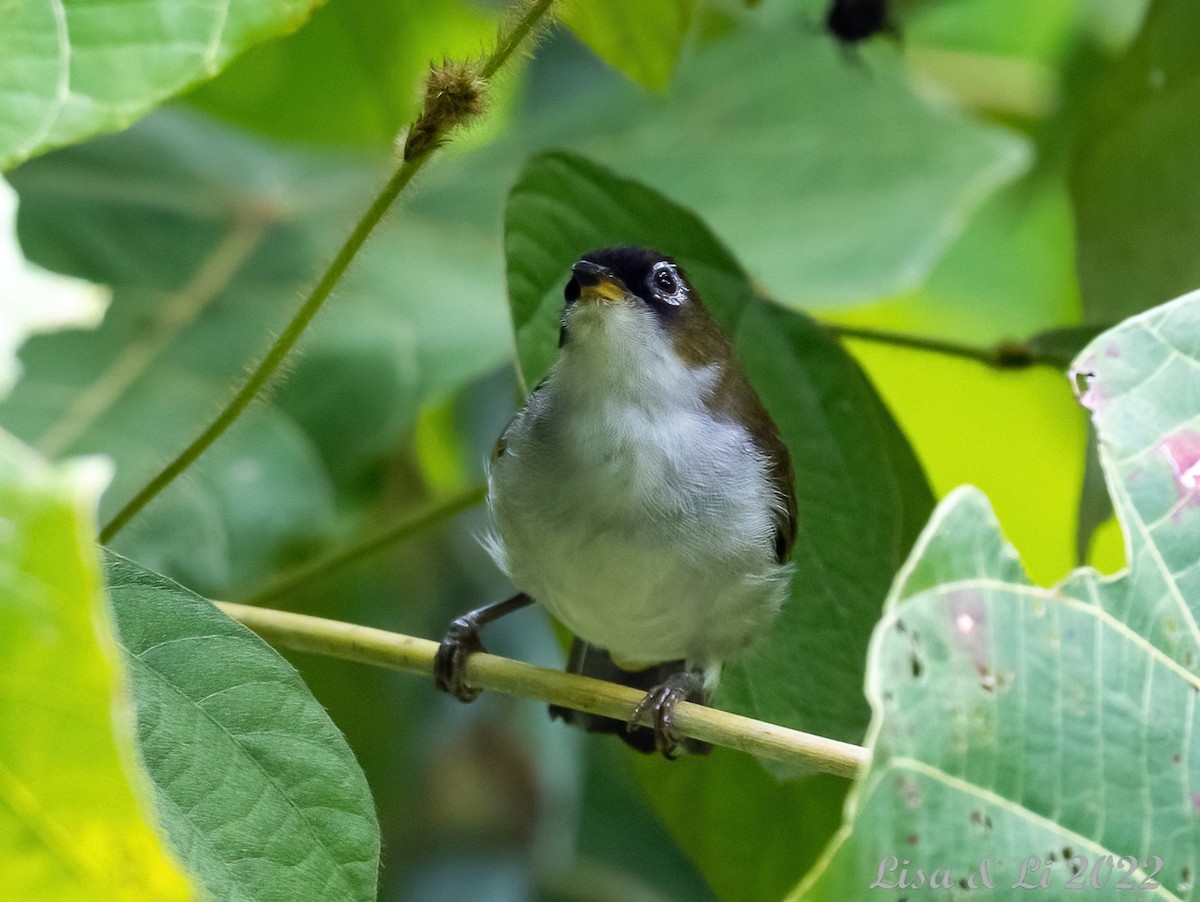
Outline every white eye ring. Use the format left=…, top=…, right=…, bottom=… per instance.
left=651, top=264, right=683, bottom=303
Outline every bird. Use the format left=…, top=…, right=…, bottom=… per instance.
left=434, top=246, right=796, bottom=757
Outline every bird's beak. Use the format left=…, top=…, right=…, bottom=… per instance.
left=571, top=260, right=628, bottom=305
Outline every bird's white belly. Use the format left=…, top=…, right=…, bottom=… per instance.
left=488, top=389, right=790, bottom=667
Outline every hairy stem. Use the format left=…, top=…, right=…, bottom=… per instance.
left=240, top=483, right=488, bottom=607
left=99, top=0, right=558, bottom=543
left=482, top=0, right=553, bottom=79
left=218, top=602, right=869, bottom=777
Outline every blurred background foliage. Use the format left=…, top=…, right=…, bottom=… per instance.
left=5, top=0, right=1194, bottom=897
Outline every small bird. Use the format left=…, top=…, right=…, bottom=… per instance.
left=435, top=247, right=796, bottom=757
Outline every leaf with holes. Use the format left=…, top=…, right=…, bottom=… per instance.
left=796, top=291, right=1200, bottom=900
left=0, top=0, right=320, bottom=169
left=105, top=551, right=380, bottom=901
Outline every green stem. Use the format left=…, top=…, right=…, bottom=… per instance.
left=218, top=601, right=869, bottom=777
left=98, top=159, right=423, bottom=542
left=99, top=0, right=559, bottom=543
left=241, top=483, right=488, bottom=607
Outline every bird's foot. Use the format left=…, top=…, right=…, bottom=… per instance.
left=433, top=614, right=487, bottom=702
left=629, top=671, right=709, bottom=759
left=433, top=593, right=533, bottom=703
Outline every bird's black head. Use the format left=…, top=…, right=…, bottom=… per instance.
left=563, top=246, right=690, bottom=315
left=557, top=246, right=733, bottom=371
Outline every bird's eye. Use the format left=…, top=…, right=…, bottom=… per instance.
left=653, top=268, right=678, bottom=294
left=564, top=278, right=581, bottom=304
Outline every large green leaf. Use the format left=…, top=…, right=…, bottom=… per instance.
left=0, top=0, right=320, bottom=170
left=2, top=111, right=511, bottom=595
left=504, top=150, right=934, bottom=897
left=797, top=289, right=1200, bottom=899
left=105, top=551, right=380, bottom=900
left=0, top=433, right=190, bottom=899
left=1071, top=0, right=1200, bottom=322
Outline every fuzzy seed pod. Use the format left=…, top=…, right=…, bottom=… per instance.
left=402, top=60, right=488, bottom=161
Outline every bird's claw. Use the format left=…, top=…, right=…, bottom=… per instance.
left=434, top=615, right=485, bottom=702
left=628, top=672, right=706, bottom=759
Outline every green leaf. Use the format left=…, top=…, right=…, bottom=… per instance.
left=504, top=150, right=934, bottom=895
left=105, top=551, right=381, bottom=901
left=0, top=432, right=190, bottom=900
left=561, top=0, right=694, bottom=91
left=2, top=111, right=511, bottom=594
left=797, top=289, right=1200, bottom=899
left=186, top=0, right=499, bottom=149
left=0, top=0, right=321, bottom=170
left=1071, top=0, right=1200, bottom=322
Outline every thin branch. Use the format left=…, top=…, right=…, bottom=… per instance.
left=824, top=322, right=1082, bottom=371
left=239, top=483, right=488, bottom=606
left=99, top=0, right=559, bottom=543
left=217, top=601, right=869, bottom=778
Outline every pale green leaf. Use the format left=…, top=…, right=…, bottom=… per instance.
left=0, top=0, right=320, bottom=169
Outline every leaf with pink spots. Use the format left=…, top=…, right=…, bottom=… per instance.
left=798, top=288, right=1200, bottom=900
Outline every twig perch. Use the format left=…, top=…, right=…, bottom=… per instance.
left=218, top=601, right=869, bottom=778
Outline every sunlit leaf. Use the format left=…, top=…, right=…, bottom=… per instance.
left=0, top=433, right=190, bottom=900
left=827, top=176, right=1095, bottom=586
